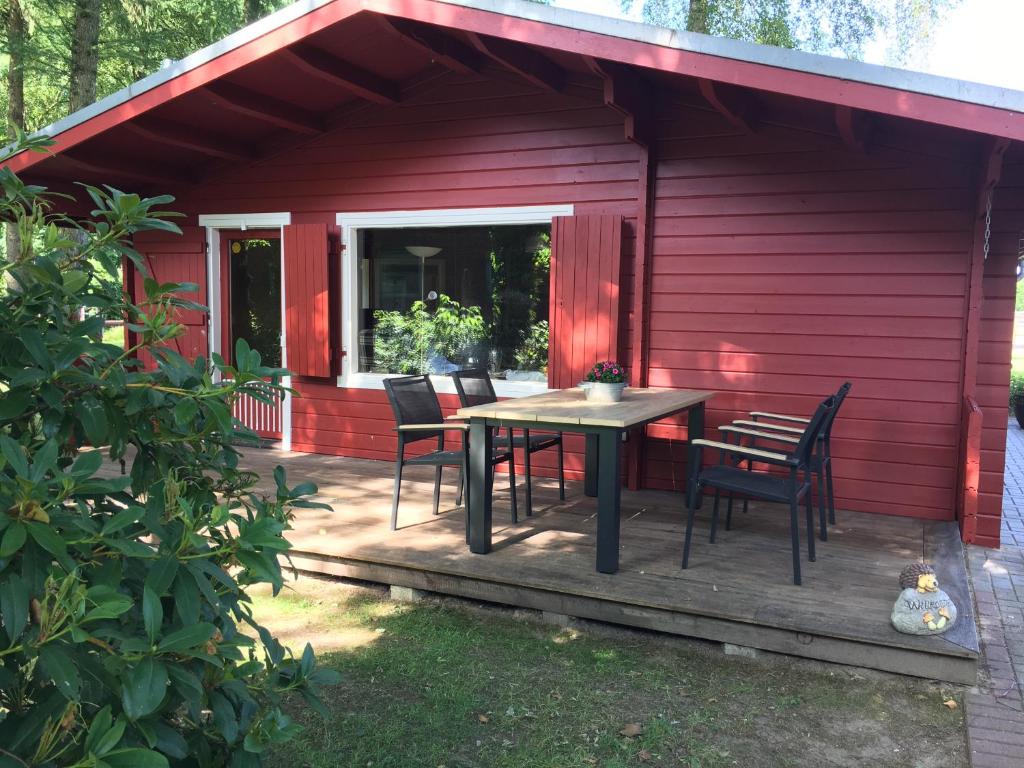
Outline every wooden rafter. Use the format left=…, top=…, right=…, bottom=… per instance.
left=279, top=44, right=400, bottom=105
left=697, top=78, right=756, bottom=133
left=204, top=82, right=323, bottom=135
left=583, top=57, right=652, bottom=147
left=124, top=118, right=254, bottom=163
left=834, top=105, right=871, bottom=153
left=378, top=16, right=482, bottom=75
left=61, top=151, right=194, bottom=186
left=466, top=32, right=564, bottom=93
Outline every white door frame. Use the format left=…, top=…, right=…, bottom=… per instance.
left=199, top=212, right=292, bottom=451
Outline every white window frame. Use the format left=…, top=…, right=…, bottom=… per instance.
left=198, top=212, right=292, bottom=449
left=335, top=205, right=573, bottom=397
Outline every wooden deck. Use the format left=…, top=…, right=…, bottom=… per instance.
left=239, top=448, right=979, bottom=684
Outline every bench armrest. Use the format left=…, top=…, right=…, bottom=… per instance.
left=691, top=438, right=796, bottom=467
left=719, top=425, right=800, bottom=445
left=750, top=411, right=810, bottom=425
left=395, top=423, right=469, bottom=432
left=733, top=419, right=804, bottom=435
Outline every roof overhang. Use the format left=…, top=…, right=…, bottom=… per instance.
left=8, top=0, right=1022, bottom=181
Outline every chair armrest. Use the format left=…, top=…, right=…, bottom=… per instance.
left=446, top=414, right=468, bottom=421
left=750, top=411, right=810, bottom=425
left=692, top=438, right=796, bottom=466
left=733, top=419, right=804, bottom=435
left=395, top=423, right=469, bottom=432
left=719, top=425, right=799, bottom=444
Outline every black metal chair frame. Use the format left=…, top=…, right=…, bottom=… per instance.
left=682, top=396, right=836, bottom=586
left=726, top=382, right=852, bottom=536
left=451, top=368, right=565, bottom=521
left=383, top=374, right=516, bottom=538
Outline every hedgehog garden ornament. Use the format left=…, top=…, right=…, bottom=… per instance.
left=890, top=563, right=958, bottom=635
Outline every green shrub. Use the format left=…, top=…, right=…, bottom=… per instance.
left=513, top=320, right=548, bottom=372
left=372, top=294, right=487, bottom=373
left=0, top=138, right=336, bottom=767
left=1010, top=371, right=1024, bottom=410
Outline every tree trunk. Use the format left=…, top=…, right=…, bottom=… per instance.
left=5, top=0, right=27, bottom=282
left=244, top=0, right=272, bottom=24
left=686, top=0, right=711, bottom=34
left=69, top=0, right=102, bottom=113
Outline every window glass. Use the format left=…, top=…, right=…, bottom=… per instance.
left=228, top=238, right=281, bottom=367
left=357, top=224, right=549, bottom=381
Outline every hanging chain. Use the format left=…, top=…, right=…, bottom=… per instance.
left=983, top=188, right=993, bottom=260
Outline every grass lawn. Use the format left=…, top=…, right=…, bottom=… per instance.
left=254, top=577, right=966, bottom=768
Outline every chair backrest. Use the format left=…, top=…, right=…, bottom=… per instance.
left=451, top=368, right=497, bottom=409
left=821, top=382, right=852, bottom=440
left=383, top=374, right=443, bottom=443
left=789, top=396, right=836, bottom=466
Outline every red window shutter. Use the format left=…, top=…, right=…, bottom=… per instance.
left=283, top=223, right=338, bottom=378
left=548, top=214, right=623, bottom=389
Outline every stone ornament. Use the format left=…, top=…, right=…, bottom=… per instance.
left=891, top=563, right=958, bottom=635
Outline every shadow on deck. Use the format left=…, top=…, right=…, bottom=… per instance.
left=241, top=448, right=978, bottom=683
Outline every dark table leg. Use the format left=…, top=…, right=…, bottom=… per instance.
left=684, top=403, right=705, bottom=493
left=596, top=428, right=622, bottom=574
left=584, top=433, right=599, bottom=497
left=468, top=419, right=494, bottom=555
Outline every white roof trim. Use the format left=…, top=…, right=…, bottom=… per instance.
left=19, top=0, right=1024, bottom=152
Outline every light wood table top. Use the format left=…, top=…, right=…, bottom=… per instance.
left=455, top=387, right=715, bottom=429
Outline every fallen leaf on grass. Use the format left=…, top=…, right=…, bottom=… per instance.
left=638, top=749, right=652, bottom=761
left=477, top=714, right=490, bottom=723
left=943, top=699, right=958, bottom=709
left=619, top=722, right=644, bottom=737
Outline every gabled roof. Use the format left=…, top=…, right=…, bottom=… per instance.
left=9, top=0, right=1022, bottom=185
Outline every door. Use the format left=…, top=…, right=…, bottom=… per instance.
left=219, top=230, right=284, bottom=440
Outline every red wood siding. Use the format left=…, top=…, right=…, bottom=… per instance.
left=974, top=149, right=1024, bottom=546
left=176, top=71, right=640, bottom=475
left=549, top=214, right=624, bottom=389
left=132, top=227, right=209, bottom=363
left=641, top=98, right=977, bottom=522
left=131, top=72, right=1024, bottom=529
left=283, top=223, right=333, bottom=378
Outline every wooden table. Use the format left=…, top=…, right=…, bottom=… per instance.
left=457, top=387, right=715, bottom=574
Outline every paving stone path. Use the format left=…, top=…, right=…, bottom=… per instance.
left=965, top=419, right=1024, bottom=767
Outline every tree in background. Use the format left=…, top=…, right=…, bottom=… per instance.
left=623, top=0, right=958, bottom=63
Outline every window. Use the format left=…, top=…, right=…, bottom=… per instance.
left=226, top=236, right=282, bottom=367
left=354, top=223, right=551, bottom=382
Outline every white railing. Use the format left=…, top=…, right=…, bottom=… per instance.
left=231, top=382, right=282, bottom=439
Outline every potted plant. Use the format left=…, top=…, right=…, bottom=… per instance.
left=1011, top=371, right=1024, bottom=428
left=584, top=360, right=627, bottom=403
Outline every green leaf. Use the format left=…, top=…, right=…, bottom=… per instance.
left=143, top=586, right=162, bottom=644
left=122, top=657, right=168, bottom=720
left=79, top=397, right=108, bottom=445
left=19, top=327, right=50, bottom=369
left=83, top=585, right=133, bottom=622
left=0, top=390, right=30, bottom=421
left=0, top=436, right=28, bottom=477
left=172, top=571, right=200, bottom=626
left=0, top=523, right=27, bottom=559
left=84, top=705, right=113, bottom=755
left=0, top=574, right=29, bottom=641
left=144, top=556, right=179, bottom=596
left=70, top=449, right=104, bottom=478
left=209, top=691, right=238, bottom=744
left=39, top=644, right=81, bottom=700
left=172, top=397, right=198, bottom=426
left=103, top=749, right=169, bottom=768
left=157, top=622, right=215, bottom=654
left=26, top=521, right=75, bottom=571
left=101, top=506, right=145, bottom=536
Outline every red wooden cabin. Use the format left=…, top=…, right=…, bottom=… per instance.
left=10, top=0, right=1024, bottom=547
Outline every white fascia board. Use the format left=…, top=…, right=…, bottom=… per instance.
left=198, top=212, right=292, bottom=228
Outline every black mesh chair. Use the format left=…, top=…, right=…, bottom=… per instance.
left=724, top=382, right=852, bottom=534
left=451, top=368, right=565, bottom=519
left=681, top=396, right=836, bottom=586
left=383, top=374, right=517, bottom=535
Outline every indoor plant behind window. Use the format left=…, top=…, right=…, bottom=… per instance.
left=584, top=361, right=627, bottom=403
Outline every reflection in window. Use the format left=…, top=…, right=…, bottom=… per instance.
left=357, top=225, right=550, bottom=381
